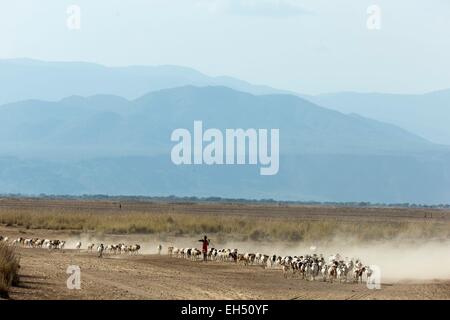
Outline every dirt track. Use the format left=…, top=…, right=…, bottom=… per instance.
left=6, top=239, right=450, bottom=300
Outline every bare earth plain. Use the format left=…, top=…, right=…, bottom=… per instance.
left=0, top=199, right=449, bottom=300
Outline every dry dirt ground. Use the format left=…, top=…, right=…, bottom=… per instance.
left=2, top=226, right=449, bottom=300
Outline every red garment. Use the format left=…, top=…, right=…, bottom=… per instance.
left=201, top=239, right=209, bottom=252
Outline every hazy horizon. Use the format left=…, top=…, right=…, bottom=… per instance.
left=2, top=0, right=450, bottom=95
left=3, top=57, right=450, bottom=97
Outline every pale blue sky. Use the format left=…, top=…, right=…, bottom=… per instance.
left=1, top=0, right=449, bottom=94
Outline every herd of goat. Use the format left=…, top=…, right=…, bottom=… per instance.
left=168, top=246, right=373, bottom=283
left=1, top=235, right=372, bottom=283
left=0, top=235, right=141, bottom=256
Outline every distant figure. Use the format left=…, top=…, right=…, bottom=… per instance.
left=157, top=244, right=162, bottom=255
left=198, top=235, right=210, bottom=262
left=98, top=243, right=104, bottom=258
left=119, top=203, right=122, bottom=210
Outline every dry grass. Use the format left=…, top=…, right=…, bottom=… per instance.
left=0, top=203, right=449, bottom=243
left=0, top=243, right=20, bottom=298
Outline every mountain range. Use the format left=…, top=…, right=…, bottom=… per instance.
left=306, top=90, right=450, bottom=145
left=2, top=58, right=449, bottom=146
left=0, top=59, right=449, bottom=203
left=0, top=58, right=289, bottom=105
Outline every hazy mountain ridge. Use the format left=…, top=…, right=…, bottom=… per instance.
left=0, top=85, right=449, bottom=203
left=0, top=86, right=437, bottom=158
left=1, top=59, right=449, bottom=203
left=0, top=58, right=290, bottom=105
left=305, top=89, right=450, bottom=145
left=2, top=58, right=448, bottom=146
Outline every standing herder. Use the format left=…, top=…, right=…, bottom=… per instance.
left=198, top=235, right=210, bottom=262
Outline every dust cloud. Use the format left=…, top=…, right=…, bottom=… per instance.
left=66, top=233, right=450, bottom=282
